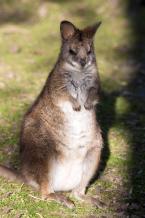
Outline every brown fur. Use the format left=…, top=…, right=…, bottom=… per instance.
left=0, top=21, right=103, bottom=208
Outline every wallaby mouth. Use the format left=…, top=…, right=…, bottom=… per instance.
left=80, top=59, right=86, bottom=67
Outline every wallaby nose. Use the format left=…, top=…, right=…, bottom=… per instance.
left=80, top=59, right=86, bottom=67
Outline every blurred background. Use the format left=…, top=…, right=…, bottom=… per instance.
left=0, top=0, right=145, bottom=217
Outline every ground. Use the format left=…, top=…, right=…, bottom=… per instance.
left=0, top=0, right=145, bottom=217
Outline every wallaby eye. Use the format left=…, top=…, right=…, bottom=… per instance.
left=69, top=49, right=77, bottom=55
left=87, top=49, right=91, bottom=55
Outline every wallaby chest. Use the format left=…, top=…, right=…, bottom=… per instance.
left=58, top=101, right=96, bottom=152
left=64, top=64, right=97, bottom=105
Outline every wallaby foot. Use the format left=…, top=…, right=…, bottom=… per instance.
left=45, top=193, right=75, bottom=209
left=72, top=190, right=104, bottom=208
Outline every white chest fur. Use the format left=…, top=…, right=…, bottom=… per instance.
left=51, top=101, right=96, bottom=191
left=59, top=101, right=95, bottom=150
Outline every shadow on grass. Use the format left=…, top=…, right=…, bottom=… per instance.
left=122, top=1, right=145, bottom=216
left=99, top=1, right=145, bottom=216
left=93, top=1, right=145, bottom=216
left=97, top=92, right=116, bottom=176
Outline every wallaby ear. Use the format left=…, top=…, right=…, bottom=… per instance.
left=83, top=21, right=101, bottom=39
left=60, top=20, right=77, bottom=40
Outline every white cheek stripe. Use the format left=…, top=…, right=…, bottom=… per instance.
left=64, top=62, right=81, bottom=72
left=64, top=61, right=96, bottom=74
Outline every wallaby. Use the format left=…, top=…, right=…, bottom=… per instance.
left=0, top=20, right=103, bottom=208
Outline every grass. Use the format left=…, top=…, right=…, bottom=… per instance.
left=0, top=0, right=145, bottom=217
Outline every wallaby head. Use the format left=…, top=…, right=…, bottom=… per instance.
left=60, top=20, right=101, bottom=69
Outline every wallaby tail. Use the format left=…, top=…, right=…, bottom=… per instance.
left=0, top=164, right=25, bottom=184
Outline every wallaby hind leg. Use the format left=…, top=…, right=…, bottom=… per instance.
left=21, top=147, right=74, bottom=208
left=72, top=144, right=102, bottom=207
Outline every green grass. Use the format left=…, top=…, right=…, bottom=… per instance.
left=0, top=0, right=145, bottom=217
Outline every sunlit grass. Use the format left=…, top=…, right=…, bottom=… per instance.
left=0, top=0, right=143, bottom=217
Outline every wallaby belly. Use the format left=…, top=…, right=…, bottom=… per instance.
left=52, top=101, right=96, bottom=191
left=52, top=159, right=83, bottom=191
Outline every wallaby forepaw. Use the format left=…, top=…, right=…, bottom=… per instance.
left=84, top=102, right=93, bottom=110
left=73, top=104, right=81, bottom=111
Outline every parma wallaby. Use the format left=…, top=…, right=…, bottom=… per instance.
left=0, top=20, right=103, bottom=208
